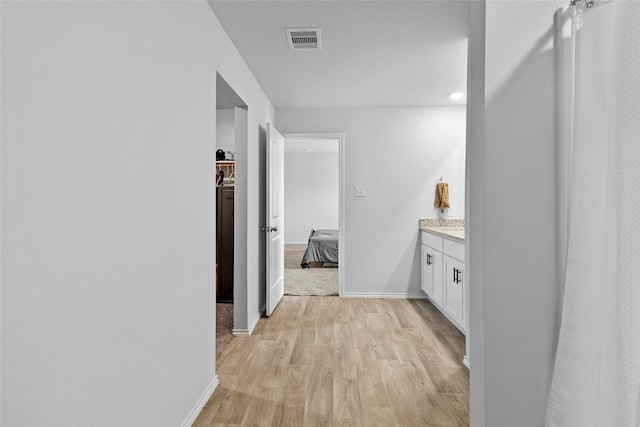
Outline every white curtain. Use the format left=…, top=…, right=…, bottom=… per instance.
left=547, top=1, right=640, bottom=426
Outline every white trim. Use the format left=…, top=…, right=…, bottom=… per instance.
left=463, top=355, right=471, bottom=369
left=338, top=134, right=346, bottom=298
left=181, top=376, right=219, bottom=427
left=233, top=311, right=261, bottom=336
left=249, top=310, right=261, bottom=333
left=283, top=132, right=346, bottom=297
left=341, top=292, right=428, bottom=299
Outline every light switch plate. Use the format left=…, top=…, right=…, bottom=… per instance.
left=354, top=186, right=366, bottom=197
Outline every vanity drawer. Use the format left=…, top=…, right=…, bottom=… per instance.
left=421, top=231, right=443, bottom=252
left=444, top=238, right=465, bottom=262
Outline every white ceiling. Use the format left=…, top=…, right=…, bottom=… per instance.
left=208, top=1, right=470, bottom=109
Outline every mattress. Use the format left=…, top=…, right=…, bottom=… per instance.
left=300, top=229, right=339, bottom=268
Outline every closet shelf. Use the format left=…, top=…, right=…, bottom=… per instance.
left=216, top=161, right=235, bottom=186
left=216, top=161, right=235, bottom=170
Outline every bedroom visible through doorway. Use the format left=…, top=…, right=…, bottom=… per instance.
left=283, top=136, right=340, bottom=296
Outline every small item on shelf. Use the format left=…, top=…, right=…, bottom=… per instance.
left=216, top=149, right=226, bottom=161
left=217, top=169, right=225, bottom=186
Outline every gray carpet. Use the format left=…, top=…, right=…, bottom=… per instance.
left=216, top=303, right=234, bottom=360
left=285, top=244, right=339, bottom=296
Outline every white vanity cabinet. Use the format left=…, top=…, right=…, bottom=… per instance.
left=420, top=230, right=466, bottom=334
left=421, top=232, right=443, bottom=307
left=444, top=255, right=464, bottom=329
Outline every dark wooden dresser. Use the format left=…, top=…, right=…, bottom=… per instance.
left=216, top=186, right=234, bottom=303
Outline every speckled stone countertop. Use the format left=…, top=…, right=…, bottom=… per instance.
left=419, top=219, right=465, bottom=242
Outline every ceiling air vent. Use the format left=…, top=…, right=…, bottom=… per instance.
left=286, top=28, right=322, bottom=51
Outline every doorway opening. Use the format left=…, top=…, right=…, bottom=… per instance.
left=282, top=133, right=345, bottom=297
left=215, top=73, right=247, bottom=361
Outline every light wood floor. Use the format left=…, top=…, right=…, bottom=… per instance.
left=194, top=296, right=469, bottom=426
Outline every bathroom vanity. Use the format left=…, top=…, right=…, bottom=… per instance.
left=419, top=219, right=466, bottom=334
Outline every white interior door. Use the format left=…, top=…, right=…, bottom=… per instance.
left=265, top=123, right=285, bottom=316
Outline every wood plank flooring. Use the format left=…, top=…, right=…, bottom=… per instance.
left=193, top=296, right=469, bottom=427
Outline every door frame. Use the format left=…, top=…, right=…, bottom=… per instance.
left=215, top=73, right=249, bottom=336
left=283, top=132, right=346, bottom=296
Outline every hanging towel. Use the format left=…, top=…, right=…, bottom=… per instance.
left=434, top=182, right=450, bottom=213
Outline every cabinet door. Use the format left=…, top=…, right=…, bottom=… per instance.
left=444, top=255, right=465, bottom=331
left=421, top=245, right=443, bottom=307
left=421, top=245, right=430, bottom=294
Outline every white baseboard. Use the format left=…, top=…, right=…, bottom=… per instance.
left=463, top=355, right=470, bottom=369
left=341, top=292, right=428, bottom=299
left=181, top=376, right=219, bottom=427
left=232, top=311, right=262, bottom=336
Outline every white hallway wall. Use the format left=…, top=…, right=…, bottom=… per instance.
left=284, top=149, right=339, bottom=244
left=1, top=1, right=274, bottom=426
left=277, top=107, right=466, bottom=297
